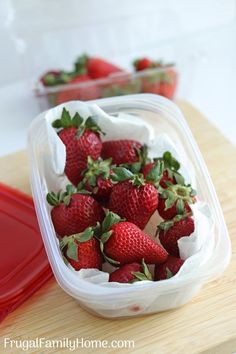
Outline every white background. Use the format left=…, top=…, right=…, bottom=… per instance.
left=0, top=0, right=236, bottom=156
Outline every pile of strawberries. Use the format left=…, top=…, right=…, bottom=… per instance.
left=40, top=54, right=177, bottom=105
left=47, top=108, right=196, bottom=283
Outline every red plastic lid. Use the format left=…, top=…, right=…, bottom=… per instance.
left=0, top=183, right=52, bottom=322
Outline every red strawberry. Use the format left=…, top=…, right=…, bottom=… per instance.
left=157, top=215, right=194, bottom=256
left=142, top=151, right=185, bottom=189
left=100, top=212, right=168, bottom=265
left=79, top=156, right=113, bottom=206
left=88, top=58, right=124, bottom=79
left=159, top=68, right=177, bottom=99
left=74, top=54, right=124, bottom=79
left=46, top=185, right=104, bottom=237
left=154, top=255, right=184, bottom=280
left=141, top=67, right=177, bottom=99
left=133, top=57, right=154, bottom=71
left=158, top=183, right=196, bottom=220
left=60, top=227, right=102, bottom=271
left=109, top=168, right=158, bottom=229
left=101, top=140, right=142, bottom=166
left=52, top=108, right=103, bottom=186
left=109, top=259, right=152, bottom=283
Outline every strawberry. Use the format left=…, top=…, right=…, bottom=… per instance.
left=99, top=212, right=168, bottom=265
left=157, top=215, right=194, bottom=256
left=56, top=74, right=100, bottom=104
left=141, top=66, right=177, bottom=99
left=159, top=68, right=177, bottom=99
left=109, top=259, right=152, bottom=283
left=108, top=168, right=158, bottom=229
left=78, top=156, right=113, bottom=206
left=154, top=255, right=184, bottom=280
left=46, top=184, right=104, bottom=237
left=74, top=54, right=124, bottom=79
left=142, top=151, right=185, bottom=189
left=133, top=57, right=154, bottom=71
left=52, top=108, right=103, bottom=185
left=60, top=227, right=102, bottom=271
left=157, top=183, right=196, bottom=220
left=101, top=140, right=143, bottom=167
left=40, top=70, right=71, bottom=87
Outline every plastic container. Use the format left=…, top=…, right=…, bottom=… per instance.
left=35, top=66, right=178, bottom=110
left=0, top=183, right=52, bottom=322
left=27, top=94, right=231, bottom=318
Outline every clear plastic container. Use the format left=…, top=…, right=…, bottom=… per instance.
left=35, top=66, right=178, bottom=110
left=27, top=94, right=231, bottom=318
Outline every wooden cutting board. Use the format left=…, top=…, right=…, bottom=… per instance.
left=0, top=101, right=236, bottom=354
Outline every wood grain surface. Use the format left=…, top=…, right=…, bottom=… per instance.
left=0, top=101, right=236, bottom=354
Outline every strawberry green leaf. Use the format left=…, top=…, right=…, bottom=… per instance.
left=101, top=230, right=113, bottom=243
left=52, top=119, right=63, bottom=128
left=163, top=151, right=180, bottom=171
left=102, top=211, right=122, bottom=233
left=85, top=117, right=105, bottom=135
left=132, top=271, right=152, bottom=281
left=63, top=194, right=71, bottom=206
left=46, top=192, right=60, bottom=206
left=103, top=254, right=120, bottom=266
left=52, top=108, right=83, bottom=129
left=76, top=227, right=94, bottom=243
left=157, top=184, right=165, bottom=195
left=72, top=112, right=83, bottom=127
left=164, top=180, right=173, bottom=188
left=93, top=222, right=102, bottom=238
left=132, top=173, right=145, bottom=187
left=61, top=108, right=72, bottom=127
left=164, top=191, right=176, bottom=210
left=146, top=160, right=164, bottom=183
left=87, top=174, right=97, bottom=187
left=136, top=144, right=149, bottom=165
left=157, top=213, right=191, bottom=233
left=111, top=167, right=134, bottom=182
left=83, top=157, right=112, bottom=183
left=74, top=54, right=89, bottom=74
left=141, top=259, right=153, bottom=280
left=132, top=272, right=147, bottom=281
left=128, top=162, right=142, bottom=174
left=66, top=184, right=77, bottom=196
left=66, top=241, right=78, bottom=261
left=173, top=172, right=185, bottom=185
left=157, top=219, right=174, bottom=232
left=176, top=198, right=185, bottom=214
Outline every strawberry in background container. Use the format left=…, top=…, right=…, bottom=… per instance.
left=39, top=54, right=125, bottom=106
left=36, top=54, right=178, bottom=108
left=133, top=57, right=178, bottom=99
